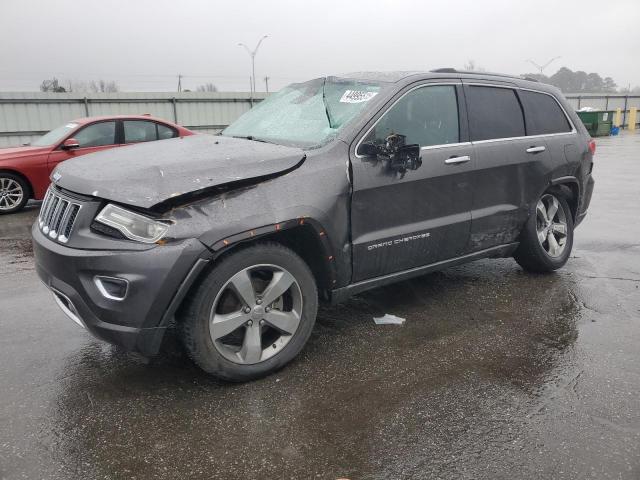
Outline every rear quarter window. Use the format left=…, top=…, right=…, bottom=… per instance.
left=466, top=86, right=525, bottom=141
left=157, top=123, right=177, bottom=140
left=519, top=90, right=572, bottom=135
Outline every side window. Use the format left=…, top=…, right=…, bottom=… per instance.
left=124, top=120, right=158, bottom=143
left=157, top=123, right=178, bottom=140
left=519, top=90, right=572, bottom=135
left=73, top=121, right=116, bottom=148
left=466, top=86, right=525, bottom=141
left=360, top=85, right=459, bottom=150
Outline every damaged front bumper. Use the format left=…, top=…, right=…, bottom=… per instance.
left=32, top=223, right=210, bottom=356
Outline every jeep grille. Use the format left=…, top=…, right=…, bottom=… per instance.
left=38, top=187, right=81, bottom=243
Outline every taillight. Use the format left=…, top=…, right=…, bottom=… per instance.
left=588, top=139, right=596, bottom=155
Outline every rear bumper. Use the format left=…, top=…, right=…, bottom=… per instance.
left=32, top=224, right=210, bottom=355
left=576, top=174, right=595, bottom=226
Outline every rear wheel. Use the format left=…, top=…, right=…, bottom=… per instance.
left=514, top=191, right=574, bottom=272
left=179, top=243, right=318, bottom=381
left=0, top=173, right=30, bottom=214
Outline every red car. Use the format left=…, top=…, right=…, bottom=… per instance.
left=0, top=115, right=194, bottom=214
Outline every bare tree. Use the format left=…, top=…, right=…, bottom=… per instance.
left=463, top=60, right=485, bottom=72
left=66, top=79, right=119, bottom=93
left=196, top=83, right=218, bottom=92
left=40, top=78, right=66, bottom=92
left=89, top=80, right=119, bottom=93
left=67, top=80, right=88, bottom=92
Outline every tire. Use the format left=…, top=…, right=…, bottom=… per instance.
left=179, top=242, right=318, bottom=382
left=0, top=172, right=30, bottom=214
left=514, top=190, right=574, bottom=273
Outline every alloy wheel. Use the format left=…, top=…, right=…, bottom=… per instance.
left=209, top=264, right=303, bottom=365
left=536, top=193, right=568, bottom=258
left=0, top=177, right=24, bottom=211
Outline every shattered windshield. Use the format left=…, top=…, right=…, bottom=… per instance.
left=222, top=77, right=383, bottom=148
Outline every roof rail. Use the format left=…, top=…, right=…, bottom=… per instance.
left=431, top=68, right=457, bottom=74
left=430, top=68, right=538, bottom=82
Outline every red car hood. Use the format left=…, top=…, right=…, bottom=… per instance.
left=0, top=145, right=51, bottom=161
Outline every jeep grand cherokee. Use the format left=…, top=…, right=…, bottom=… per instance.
left=32, top=70, right=595, bottom=381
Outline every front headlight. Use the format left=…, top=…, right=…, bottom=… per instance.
left=95, top=204, right=169, bottom=243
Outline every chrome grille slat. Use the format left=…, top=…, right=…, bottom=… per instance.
left=43, top=196, right=59, bottom=233
left=40, top=191, right=52, bottom=225
left=62, top=204, right=80, bottom=240
left=38, top=187, right=82, bottom=243
left=50, top=200, right=69, bottom=237
left=39, top=190, right=53, bottom=225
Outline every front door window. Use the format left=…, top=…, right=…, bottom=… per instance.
left=73, top=121, right=117, bottom=148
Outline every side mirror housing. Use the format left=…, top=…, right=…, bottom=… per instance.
left=61, top=138, right=80, bottom=150
left=357, top=142, right=381, bottom=157
left=390, top=144, right=422, bottom=172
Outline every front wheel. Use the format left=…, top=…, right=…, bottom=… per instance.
left=179, top=243, right=318, bottom=381
left=0, top=173, right=30, bottom=214
left=514, top=191, right=574, bottom=273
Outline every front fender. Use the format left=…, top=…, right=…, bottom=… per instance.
left=162, top=145, right=353, bottom=287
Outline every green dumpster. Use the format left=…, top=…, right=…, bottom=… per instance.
left=576, top=110, right=614, bottom=137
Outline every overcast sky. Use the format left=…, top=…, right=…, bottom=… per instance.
left=1, top=0, right=638, bottom=92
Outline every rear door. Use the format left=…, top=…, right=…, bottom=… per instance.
left=350, top=82, right=474, bottom=281
left=518, top=88, right=579, bottom=175
left=122, top=120, right=178, bottom=145
left=463, top=83, right=552, bottom=252
left=47, top=120, right=118, bottom=174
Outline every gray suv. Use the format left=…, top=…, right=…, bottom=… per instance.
left=33, top=70, right=595, bottom=381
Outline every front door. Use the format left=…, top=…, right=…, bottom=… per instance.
left=47, top=120, right=119, bottom=175
left=350, top=83, right=473, bottom=281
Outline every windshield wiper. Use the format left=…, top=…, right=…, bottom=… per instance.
left=321, top=77, right=334, bottom=129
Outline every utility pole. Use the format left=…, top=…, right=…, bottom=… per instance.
left=264, top=76, right=269, bottom=93
left=177, top=74, right=182, bottom=93
left=238, top=35, right=269, bottom=99
left=526, top=57, right=561, bottom=75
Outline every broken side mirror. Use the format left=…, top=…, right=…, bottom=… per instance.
left=358, top=141, right=382, bottom=157
left=389, top=144, right=422, bottom=172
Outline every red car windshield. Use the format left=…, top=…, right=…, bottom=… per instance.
left=31, top=122, right=79, bottom=147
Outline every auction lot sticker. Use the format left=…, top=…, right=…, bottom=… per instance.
left=339, top=90, right=378, bottom=103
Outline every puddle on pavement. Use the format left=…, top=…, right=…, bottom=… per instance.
left=0, top=238, right=34, bottom=273
left=33, top=258, right=586, bottom=479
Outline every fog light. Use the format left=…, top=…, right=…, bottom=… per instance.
left=94, top=276, right=129, bottom=301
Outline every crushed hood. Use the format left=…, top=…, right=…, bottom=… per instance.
left=52, top=135, right=306, bottom=209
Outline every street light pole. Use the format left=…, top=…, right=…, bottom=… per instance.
left=238, top=35, right=268, bottom=100
left=526, top=56, right=562, bottom=75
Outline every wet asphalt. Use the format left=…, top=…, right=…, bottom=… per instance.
left=1, top=133, right=639, bottom=480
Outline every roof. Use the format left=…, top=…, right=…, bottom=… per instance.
left=342, top=69, right=540, bottom=85
left=70, top=114, right=178, bottom=125
left=341, top=71, right=425, bottom=83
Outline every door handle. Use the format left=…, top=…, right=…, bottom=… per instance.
left=445, top=155, right=471, bottom=165
left=526, top=146, right=546, bottom=154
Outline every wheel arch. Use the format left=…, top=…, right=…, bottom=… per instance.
left=205, top=218, right=337, bottom=296
left=550, top=176, right=580, bottom=222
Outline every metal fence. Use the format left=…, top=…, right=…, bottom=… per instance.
left=565, top=94, right=640, bottom=127
left=0, top=92, right=268, bottom=147
left=0, top=91, right=638, bottom=148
